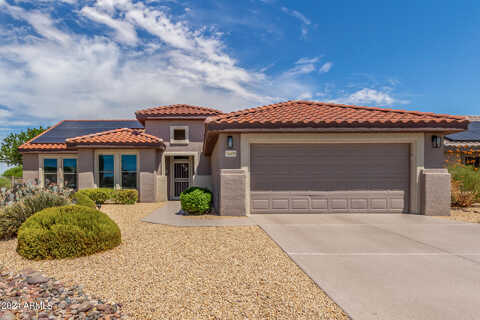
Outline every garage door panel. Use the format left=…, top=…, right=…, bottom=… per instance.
left=250, top=143, right=409, bottom=213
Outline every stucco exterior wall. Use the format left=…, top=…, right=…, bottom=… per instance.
left=144, top=119, right=210, bottom=175
left=22, top=153, right=39, bottom=184
left=219, top=169, right=247, bottom=216
left=424, top=133, right=446, bottom=169
left=421, top=169, right=451, bottom=216
left=210, top=133, right=242, bottom=213
left=78, top=149, right=95, bottom=189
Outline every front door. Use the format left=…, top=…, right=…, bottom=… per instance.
left=172, top=159, right=190, bottom=199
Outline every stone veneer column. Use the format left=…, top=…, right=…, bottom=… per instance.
left=218, top=169, right=246, bottom=216
left=422, top=169, right=451, bottom=216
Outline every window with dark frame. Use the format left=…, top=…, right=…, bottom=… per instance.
left=173, top=128, right=186, bottom=141
left=121, top=155, right=137, bottom=189
left=63, top=158, right=77, bottom=189
left=43, top=158, right=57, bottom=186
left=99, top=155, right=114, bottom=188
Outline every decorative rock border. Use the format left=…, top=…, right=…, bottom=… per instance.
left=0, top=267, right=127, bottom=320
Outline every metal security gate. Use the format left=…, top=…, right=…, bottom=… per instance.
left=173, top=160, right=190, bottom=198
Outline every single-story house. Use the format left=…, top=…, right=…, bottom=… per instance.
left=19, top=101, right=468, bottom=216
left=444, top=116, right=480, bottom=167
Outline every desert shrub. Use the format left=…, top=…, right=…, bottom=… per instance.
left=16, top=205, right=121, bottom=260
left=0, top=177, right=10, bottom=189
left=449, top=165, right=480, bottom=202
left=77, top=188, right=113, bottom=205
left=2, top=166, right=23, bottom=178
left=451, top=179, right=476, bottom=207
left=0, top=191, right=70, bottom=240
left=111, top=189, right=138, bottom=204
left=0, top=183, right=73, bottom=207
left=180, top=188, right=212, bottom=215
left=78, top=188, right=137, bottom=205
left=72, top=192, right=96, bottom=208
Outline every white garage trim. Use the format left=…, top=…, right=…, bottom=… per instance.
left=240, top=133, right=425, bottom=215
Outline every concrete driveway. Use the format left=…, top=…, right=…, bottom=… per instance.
left=252, top=214, right=480, bottom=320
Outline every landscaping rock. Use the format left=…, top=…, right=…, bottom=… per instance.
left=0, top=266, right=127, bottom=319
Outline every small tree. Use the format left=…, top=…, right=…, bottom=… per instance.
left=0, top=127, right=46, bottom=166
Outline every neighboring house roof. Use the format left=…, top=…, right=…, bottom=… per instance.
left=135, top=104, right=223, bottom=122
left=204, top=100, right=469, bottom=154
left=65, top=128, right=164, bottom=148
left=19, top=120, right=145, bottom=152
left=445, top=116, right=480, bottom=149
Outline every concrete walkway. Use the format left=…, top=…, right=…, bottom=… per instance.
left=256, top=214, right=480, bottom=320
left=141, top=201, right=256, bottom=226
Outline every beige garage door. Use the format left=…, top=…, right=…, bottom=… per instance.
left=250, top=143, right=410, bottom=213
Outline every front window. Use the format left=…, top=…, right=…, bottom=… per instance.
left=63, top=158, right=77, bottom=189
left=121, top=155, right=137, bottom=189
left=170, top=126, right=189, bottom=144
left=43, top=159, right=57, bottom=186
left=99, top=155, right=114, bottom=188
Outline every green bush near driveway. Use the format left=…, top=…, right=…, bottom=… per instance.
left=0, top=191, right=70, bottom=240
left=72, top=192, right=96, bottom=208
left=449, top=165, right=480, bottom=203
left=180, top=187, right=212, bottom=215
left=17, top=205, right=121, bottom=260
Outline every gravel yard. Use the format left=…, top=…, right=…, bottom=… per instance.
left=0, top=203, right=348, bottom=319
left=444, top=205, right=480, bottom=223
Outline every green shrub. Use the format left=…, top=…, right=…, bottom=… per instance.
left=72, top=192, right=96, bottom=208
left=77, top=188, right=113, bottom=204
left=0, top=191, right=70, bottom=240
left=16, top=205, right=121, bottom=260
left=180, top=188, right=212, bottom=215
left=0, top=176, right=10, bottom=189
left=2, top=166, right=22, bottom=178
left=111, top=189, right=138, bottom=204
left=449, top=165, right=480, bottom=202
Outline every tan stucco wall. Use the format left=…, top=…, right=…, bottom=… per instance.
left=22, top=153, right=39, bottom=184
left=144, top=119, right=210, bottom=175
left=139, top=148, right=161, bottom=202
left=218, top=169, right=247, bottom=216
left=424, top=133, right=446, bottom=169
left=210, top=133, right=242, bottom=212
left=78, top=149, right=95, bottom=189
left=421, top=169, right=451, bottom=216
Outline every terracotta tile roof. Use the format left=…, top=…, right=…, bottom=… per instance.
left=206, top=100, right=468, bottom=130
left=136, top=104, right=223, bottom=121
left=18, top=143, right=68, bottom=151
left=65, top=128, right=164, bottom=147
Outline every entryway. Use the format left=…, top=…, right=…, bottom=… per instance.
left=167, top=156, right=192, bottom=199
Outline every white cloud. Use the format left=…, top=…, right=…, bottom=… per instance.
left=81, top=6, right=138, bottom=45
left=281, top=7, right=310, bottom=25
left=331, top=88, right=395, bottom=106
left=319, top=61, right=333, bottom=73
left=296, top=57, right=320, bottom=64
left=0, top=1, right=318, bottom=122
left=0, top=1, right=70, bottom=43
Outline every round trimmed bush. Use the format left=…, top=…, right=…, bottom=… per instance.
left=180, top=187, right=212, bottom=215
left=72, top=192, right=96, bottom=208
left=77, top=188, right=113, bottom=204
left=17, top=205, right=121, bottom=260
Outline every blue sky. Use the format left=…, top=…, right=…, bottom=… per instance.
left=0, top=0, right=479, bottom=172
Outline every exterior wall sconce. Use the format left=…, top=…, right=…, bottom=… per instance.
left=226, top=135, right=234, bottom=149
left=432, top=135, right=442, bottom=148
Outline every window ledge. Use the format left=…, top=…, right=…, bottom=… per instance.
left=170, top=140, right=189, bottom=145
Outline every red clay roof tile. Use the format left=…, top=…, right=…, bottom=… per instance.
left=18, top=143, right=68, bottom=151
left=205, top=100, right=468, bottom=130
left=135, top=104, right=223, bottom=121
left=65, top=128, right=164, bottom=147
